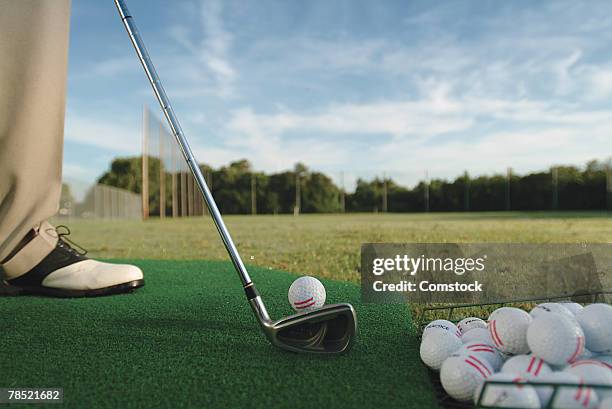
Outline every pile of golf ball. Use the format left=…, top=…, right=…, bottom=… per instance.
left=288, top=276, right=326, bottom=312
left=419, top=302, right=612, bottom=408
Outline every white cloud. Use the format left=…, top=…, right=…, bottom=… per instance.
left=64, top=111, right=140, bottom=153
left=219, top=93, right=612, bottom=186
left=228, top=92, right=470, bottom=142
left=581, top=65, right=612, bottom=100
left=63, top=163, right=98, bottom=181
left=553, top=50, right=583, bottom=95
left=166, top=0, right=237, bottom=98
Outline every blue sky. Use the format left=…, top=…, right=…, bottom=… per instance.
left=65, top=0, right=612, bottom=192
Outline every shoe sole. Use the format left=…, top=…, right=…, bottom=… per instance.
left=9, top=279, right=145, bottom=298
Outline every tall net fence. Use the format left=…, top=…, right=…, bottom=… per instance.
left=141, top=104, right=611, bottom=216
left=57, top=183, right=141, bottom=220
left=608, top=167, right=612, bottom=211
left=142, top=105, right=212, bottom=219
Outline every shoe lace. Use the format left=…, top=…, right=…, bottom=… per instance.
left=46, top=225, right=88, bottom=256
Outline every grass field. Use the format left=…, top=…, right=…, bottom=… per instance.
left=2, top=212, right=610, bottom=408
left=60, top=211, right=612, bottom=282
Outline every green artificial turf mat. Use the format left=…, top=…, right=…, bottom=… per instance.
left=0, top=260, right=439, bottom=409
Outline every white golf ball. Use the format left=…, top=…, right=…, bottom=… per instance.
left=501, top=354, right=552, bottom=379
left=288, top=276, right=326, bottom=312
left=459, top=342, right=504, bottom=371
left=462, top=327, right=494, bottom=346
left=423, top=319, right=461, bottom=339
left=488, top=307, right=533, bottom=355
left=420, top=327, right=462, bottom=371
left=530, top=303, right=575, bottom=321
left=532, top=371, right=599, bottom=409
left=576, top=304, right=612, bottom=354
left=527, top=313, right=585, bottom=366
left=474, top=373, right=540, bottom=409
left=565, top=360, right=612, bottom=400
left=559, top=302, right=584, bottom=316
left=440, top=354, right=493, bottom=401
left=457, top=317, right=487, bottom=335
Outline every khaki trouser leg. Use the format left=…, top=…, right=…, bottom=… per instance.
left=0, top=0, right=71, bottom=279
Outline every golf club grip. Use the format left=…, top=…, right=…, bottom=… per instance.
left=114, top=0, right=252, bottom=287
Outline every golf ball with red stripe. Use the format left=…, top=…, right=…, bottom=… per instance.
left=576, top=303, right=612, bottom=353
left=565, top=360, right=612, bottom=399
left=459, top=342, right=504, bottom=370
left=501, top=354, right=552, bottom=379
left=488, top=307, right=533, bottom=355
left=440, top=354, right=493, bottom=401
left=288, top=276, right=326, bottom=312
left=527, top=313, right=585, bottom=366
left=533, top=372, right=598, bottom=409
left=474, top=373, right=540, bottom=409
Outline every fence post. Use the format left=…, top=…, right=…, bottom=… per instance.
left=203, top=169, right=210, bottom=215
left=181, top=171, right=187, bottom=217
left=171, top=139, right=178, bottom=218
left=464, top=170, right=470, bottom=211
left=251, top=172, right=257, bottom=215
left=188, top=174, right=194, bottom=217
left=424, top=170, right=430, bottom=213
left=552, top=166, right=559, bottom=210
left=294, top=172, right=301, bottom=216
left=340, top=171, right=345, bottom=213
left=382, top=172, right=388, bottom=213
left=142, top=105, right=149, bottom=220
left=506, top=167, right=512, bottom=211
left=607, top=164, right=612, bottom=211
left=159, top=123, right=166, bottom=219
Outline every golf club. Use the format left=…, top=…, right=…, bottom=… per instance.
left=114, top=0, right=357, bottom=354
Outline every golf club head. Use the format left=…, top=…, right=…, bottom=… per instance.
left=252, top=300, right=357, bottom=354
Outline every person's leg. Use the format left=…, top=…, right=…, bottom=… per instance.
left=0, top=0, right=69, bottom=268
left=0, top=0, right=143, bottom=296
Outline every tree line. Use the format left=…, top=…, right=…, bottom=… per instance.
left=97, top=157, right=611, bottom=215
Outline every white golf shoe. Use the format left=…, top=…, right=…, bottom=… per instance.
left=5, top=226, right=144, bottom=297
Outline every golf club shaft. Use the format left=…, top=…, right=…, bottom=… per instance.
left=114, top=0, right=252, bottom=288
